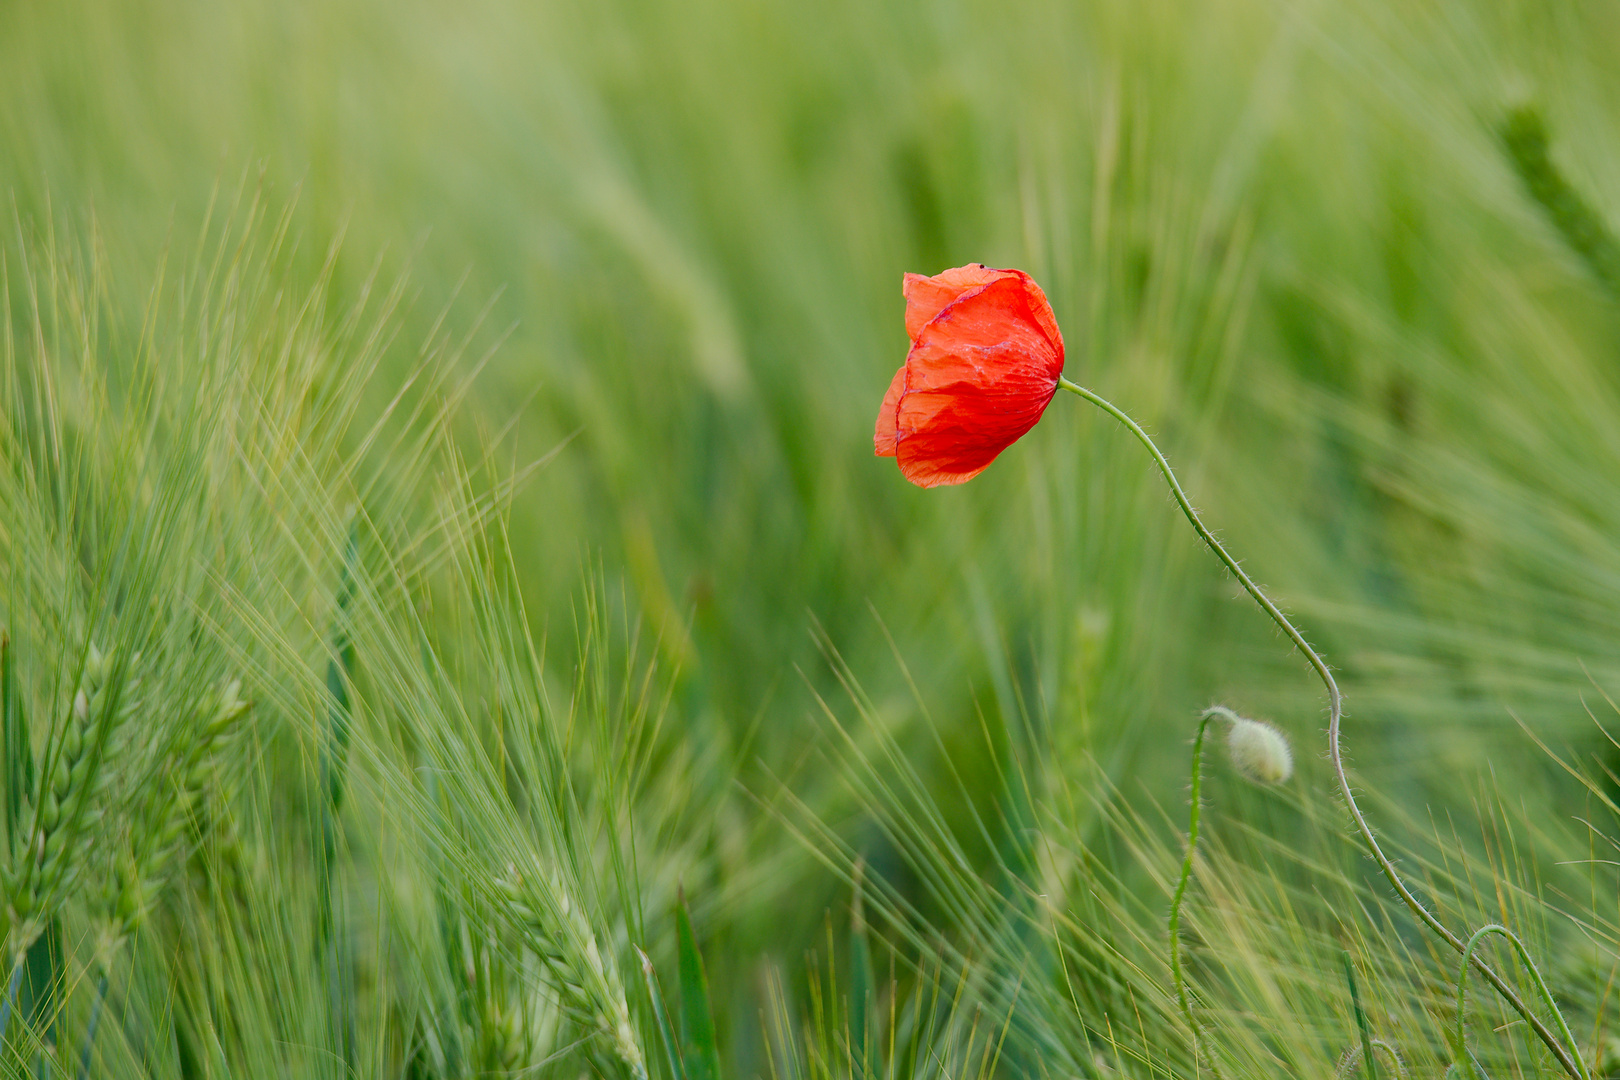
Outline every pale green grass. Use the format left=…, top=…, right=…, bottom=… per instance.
left=3, top=0, right=1620, bottom=1076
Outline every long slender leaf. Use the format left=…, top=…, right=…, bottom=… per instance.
left=639, top=948, right=686, bottom=1080
left=0, top=632, right=30, bottom=857
left=676, top=892, right=720, bottom=1080
left=849, top=860, right=876, bottom=1080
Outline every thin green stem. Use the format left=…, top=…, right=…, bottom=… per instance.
left=76, top=968, right=109, bottom=1080
left=1342, top=951, right=1378, bottom=1080
left=1167, top=707, right=1230, bottom=1080
left=0, top=953, right=23, bottom=1043
left=1058, top=376, right=1587, bottom=1080
left=1454, top=925, right=1589, bottom=1080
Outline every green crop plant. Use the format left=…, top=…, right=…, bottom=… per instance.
left=2, top=1, right=1620, bottom=1077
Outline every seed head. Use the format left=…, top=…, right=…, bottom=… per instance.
left=1225, top=716, right=1293, bottom=785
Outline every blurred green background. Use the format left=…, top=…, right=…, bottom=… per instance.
left=5, top=0, right=1620, bottom=1066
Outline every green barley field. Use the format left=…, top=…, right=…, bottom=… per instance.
left=4, top=0, right=1620, bottom=1076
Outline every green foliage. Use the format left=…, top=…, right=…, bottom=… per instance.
left=1344, top=951, right=1380, bottom=1080
left=2, top=0, right=1620, bottom=1077
left=1500, top=104, right=1620, bottom=301
left=675, top=895, right=721, bottom=1080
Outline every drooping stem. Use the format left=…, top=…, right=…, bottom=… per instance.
left=1057, top=377, right=1587, bottom=1080
left=1167, top=706, right=1232, bottom=1079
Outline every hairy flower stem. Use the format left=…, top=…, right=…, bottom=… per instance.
left=1166, top=707, right=1226, bottom=1079
left=1057, top=377, right=1588, bottom=1080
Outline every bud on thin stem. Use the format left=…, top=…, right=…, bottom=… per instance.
left=1224, top=714, right=1293, bottom=786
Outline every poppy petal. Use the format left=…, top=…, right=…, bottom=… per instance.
left=903, top=275, right=1064, bottom=391
left=892, top=275, right=1063, bottom=486
left=873, top=364, right=904, bottom=457
left=902, top=264, right=1009, bottom=342
left=1006, top=273, right=1064, bottom=361
left=882, top=264, right=1067, bottom=488
left=894, top=368, right=1059, bottom=486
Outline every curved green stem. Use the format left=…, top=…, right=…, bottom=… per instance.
left=1058, top=377, right=1587, bottom=1080
left=1167, top=706, right=1233, bottom=1079
left=1454, top=925, right=1589, bottom=1080
left=1336, top=1040, right=1408, bottom=1080
left=1369, top=1041, right=1406, bottom=1079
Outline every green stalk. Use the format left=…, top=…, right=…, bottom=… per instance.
left=317, top=525, right=359, bottom=1073
left=1499, top=106, right=1620, bottom=300
left=1058, top=377, right=1588, bottom=1080
left=849, top=861, right=877, bottom=1080
left=0, top=952, right=23, bottom=1042
left=1166, top=707, right=1226, bottom=1079
left=1, top=632, right=33, bottom=855
left=75, top=969, right=109, bottom=1080
left=1342, top=951, right=1378, bottom=1080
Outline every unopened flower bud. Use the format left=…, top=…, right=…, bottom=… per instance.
left=1225, top=717, right=1293, bottom=785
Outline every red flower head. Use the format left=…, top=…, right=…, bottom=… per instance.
left=874, top=264, right=1065, bottom=487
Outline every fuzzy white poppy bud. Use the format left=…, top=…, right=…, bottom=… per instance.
left=1225, top=716, right=1293, bottom=784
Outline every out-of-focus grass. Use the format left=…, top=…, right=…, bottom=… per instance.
left=4, top=0, right=1620, bottom=1075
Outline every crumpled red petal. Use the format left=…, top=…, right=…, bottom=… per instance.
left=876, top=265, right=1066, bottom=488
left=902, top=264, right=1007, bottom=342
left=874, top=364, right=904, bottom=457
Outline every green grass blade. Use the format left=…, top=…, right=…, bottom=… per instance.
left=676, top=892, right=720, bottom=1080
left=0, top=631, right=29, bottom=855
left=317, top=523, right=360, bottom=1075
left=1342, top=951, right=1378, bottom=1080
left=849, top=861, right=875, bottom=1080
left=322, top=523, right=360, bottom=814
left=1500, top=104, right=1620, bottom=300
left=18, top=919, right=58, bottom=1065
left=639, top=948, right=686, bottom=1080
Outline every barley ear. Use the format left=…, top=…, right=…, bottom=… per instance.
left=494, top=866, right=648, bottom=1078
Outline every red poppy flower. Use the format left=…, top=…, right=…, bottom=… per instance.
left=874, top=264, right=1065, bottom=487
